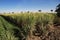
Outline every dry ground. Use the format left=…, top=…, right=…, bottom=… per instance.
left=26, top=24, right=60, bottom=40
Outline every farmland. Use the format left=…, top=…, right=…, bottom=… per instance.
left=0, top=12, right=60, bottom=40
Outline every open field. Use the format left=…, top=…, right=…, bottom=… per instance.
left=0, top=12, right=60, bottom=40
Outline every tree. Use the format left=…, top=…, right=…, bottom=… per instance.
left=51, top=10, right=53, bottom=12
left=27, top=11, right=29, bottom=13
left=38, top=10, right=41, bottom=12
left=55, top=4, right=60, bottom=17
left=12, top=12, right=14, bottom=14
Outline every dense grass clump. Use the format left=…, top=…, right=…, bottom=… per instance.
left=0, top=16, right=19, bottom=40
left=0, top=12, right=57, bottom=40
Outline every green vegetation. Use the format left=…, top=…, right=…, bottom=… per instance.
left=0, top=12, right=59, bottom=40
left=0, top=16, right=18, bottom=40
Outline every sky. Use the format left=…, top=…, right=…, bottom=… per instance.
left=0, top=0, right=60, bottom=13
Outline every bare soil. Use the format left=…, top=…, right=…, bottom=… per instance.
left=26, top=24, right=60, bottom=40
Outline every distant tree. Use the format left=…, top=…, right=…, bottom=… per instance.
left=27, top=11, right=29, bottom=13
left=55, top=4, right=60, bottom=17
left=12, top=12, right=14, bottom=14
left=38, top=10, right=41, bottom=12
left=51, top=10, right=53, bottom=12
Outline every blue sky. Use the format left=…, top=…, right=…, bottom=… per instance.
left=0, top=0, right=60, bottom=12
